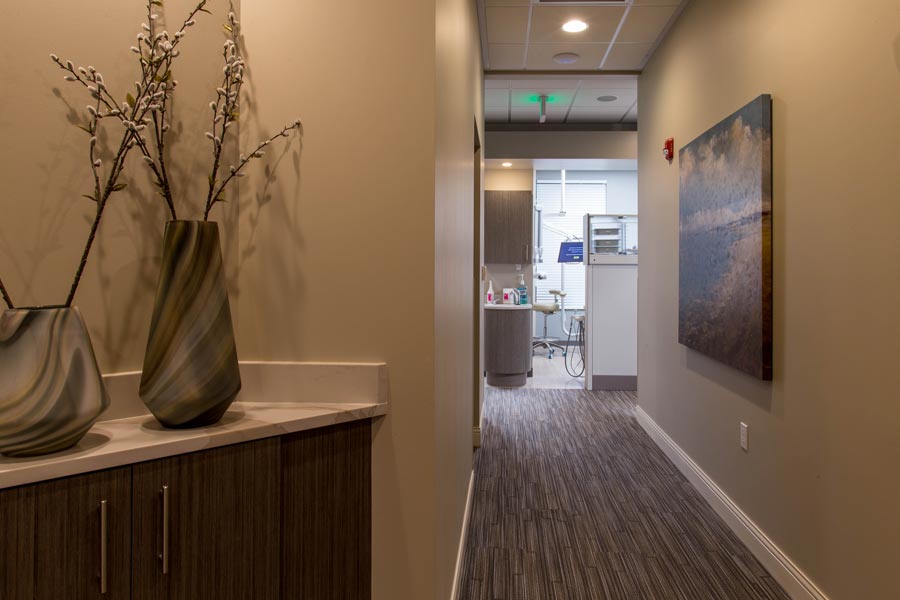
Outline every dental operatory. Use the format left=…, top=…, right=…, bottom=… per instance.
left=481, top=160, right=638, bottom=393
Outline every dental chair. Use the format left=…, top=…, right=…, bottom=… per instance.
left=532, top=290, right=567, bottom=359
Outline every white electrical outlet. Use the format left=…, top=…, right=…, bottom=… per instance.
left=740, top=422, right=749, bottom=452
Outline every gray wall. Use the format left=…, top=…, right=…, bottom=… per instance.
left=638, top=1, right=900, bottom=598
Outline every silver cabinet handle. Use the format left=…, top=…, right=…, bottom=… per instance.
left=100, top=500, right=108, bottom=594
left=160, top=485, right=170, bottom=575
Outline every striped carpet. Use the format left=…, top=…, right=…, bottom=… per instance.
left=458, top=388, right=790, bottom=600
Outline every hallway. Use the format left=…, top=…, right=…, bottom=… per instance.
left=459, top=388, right=789, bottom=600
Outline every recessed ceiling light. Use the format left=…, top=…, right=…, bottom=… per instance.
left=501, top=162, right=513, bottom=168
left=553, top=52, right=580, bottom=65
left=597, top=95, right=618, bottom=102
left=562, top=20, right=588, bottom=33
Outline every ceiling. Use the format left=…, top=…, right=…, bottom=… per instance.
left=485, top=73, right=638, bottom=124
left=486, top=158, right=637, bottom=170
left=478, top=0, right=686, bottom=72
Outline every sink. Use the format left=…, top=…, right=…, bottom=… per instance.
left=484, top=303, right=532, bottom=310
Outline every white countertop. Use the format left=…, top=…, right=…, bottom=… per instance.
left=0, top=362, right=388, bottom=490
left=484, top=303, right=533, bottom=310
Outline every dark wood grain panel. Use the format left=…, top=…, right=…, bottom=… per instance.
left=484, top=308, right=532, bottom=374
left=281, top=420, right=372, bottom=600
left=485, top=191, right=533, bottom=264
left=0, top=484, right=35, bottom=599
left=33, top=467, right=132, bottom=600
left=131, top=438, right=280, bottom=600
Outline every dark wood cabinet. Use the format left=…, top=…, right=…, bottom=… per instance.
left=0, top=485, right=35, bottom=599
left=0, top=421, right=372, bottom=599
left=484, top=190, right=533, bottom=264
left=0, top=468, right=132, bottom=600
left=132, top=439, right=280, bottom=600
left=281, top=420, right=371, bottom=600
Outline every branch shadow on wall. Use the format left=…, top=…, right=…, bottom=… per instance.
left=233, top=31, right=306, bottom=347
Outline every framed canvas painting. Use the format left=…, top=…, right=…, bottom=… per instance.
left=678, top=94, right=773, bottom=380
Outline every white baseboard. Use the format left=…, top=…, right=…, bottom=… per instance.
left=450, top=470, right=475, bottom=600
left=634, top=407, right=829, bottom=600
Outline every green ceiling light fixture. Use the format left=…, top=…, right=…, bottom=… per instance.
left=539, top=94, right=548, bottom=124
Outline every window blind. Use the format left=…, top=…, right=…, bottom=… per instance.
left=534, top=172, right=607, bottom=310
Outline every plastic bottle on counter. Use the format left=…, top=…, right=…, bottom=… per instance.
left=486, top=280, right=494, bottom=304
left=517, top=274, right=528, bottom=305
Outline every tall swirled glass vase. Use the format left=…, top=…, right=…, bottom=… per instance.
left=0, top=306, right=109, bottom=456
left=140, top=221, right=241, bottom=428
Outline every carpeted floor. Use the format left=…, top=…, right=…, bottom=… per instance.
left=458, top=388, right=790, bottom=600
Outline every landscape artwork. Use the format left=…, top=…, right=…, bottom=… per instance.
left=678, top=94, right=773, bottom=380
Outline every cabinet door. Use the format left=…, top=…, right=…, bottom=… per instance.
left=484, top=191, right=533, bottom=264
left=131, top=439, right=280, bottom=600
left=281, top=420, right=372, bottom=600
left=0, top=485, right=35, bottom=599
left=28, top=468, right=132, bottom=600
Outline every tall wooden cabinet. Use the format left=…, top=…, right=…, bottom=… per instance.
left=484, top=190, right=533, bottom=264
left=0, top=421, right=372, bottom=600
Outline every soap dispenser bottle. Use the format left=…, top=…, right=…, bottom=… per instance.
left=517, top=274, right=528, bottom=305
left=486, top=280, right=494, bottom=304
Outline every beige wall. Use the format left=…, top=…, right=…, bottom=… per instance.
left=486, top=130, right=636, bottom=160
left=638, top=1, right=900, bottom=598
left=485, top=168, right=532, bottom=191
left=434, top=0, right=482, bottom=595
left=0, top=0, right=234, bottom=372
left=2, top=1, right=481, bottom=599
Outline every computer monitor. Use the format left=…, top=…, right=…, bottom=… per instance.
left=558, top=241, right=584, bottom=263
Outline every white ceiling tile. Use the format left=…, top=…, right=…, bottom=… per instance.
left=567, top=106, right=629, bottom=123
left=486, top=6, right=530, bottom=44
left=508, top=78, right=582, bottom=90
left=616, top=5, right=679, bottom=43
left=485, top=106, right=509, bottom=122
left=484, top=79, right=510, bottom=89
left=510, top=105, right=541, bottom=123
left=485, top=89, right=510, bottom=108
left=602, top=43, right=654, bottom=70
left=489, top=44, right=527, bottom=70
left=526, top=43, right=609, bottom=70
left=572, top=88, right=636, bottom=108
left=622, top=104, right=638, bottom=123
left=578, top=78, right=638, bottom=92
left=529, top=6, right=626, bottom=44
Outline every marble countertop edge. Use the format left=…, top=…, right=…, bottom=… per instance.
left=0, top=401, right=386, bottom=491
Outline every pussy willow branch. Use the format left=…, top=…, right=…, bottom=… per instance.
left=53, top=0, right=209, bottom=306
left=203, top=124, right=298, bottom=220
left=203, top=7, right=300, bottom=221
left=65, top=132, right=134, bottom=308
left=0, top=275, right=13, bottom=309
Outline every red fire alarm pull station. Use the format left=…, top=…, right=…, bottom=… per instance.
left=663, top=138, right=674, bottom=162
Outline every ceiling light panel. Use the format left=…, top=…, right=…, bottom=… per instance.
left=529, top=6, right=625, bottom=44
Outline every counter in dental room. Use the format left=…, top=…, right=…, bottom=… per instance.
left=484, top=302, right=532, bottom=387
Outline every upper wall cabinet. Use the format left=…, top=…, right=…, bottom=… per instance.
left=485, top=191, right=533, bottom=265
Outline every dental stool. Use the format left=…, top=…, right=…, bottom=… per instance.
left=532, top=289, right=567, bottom=359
